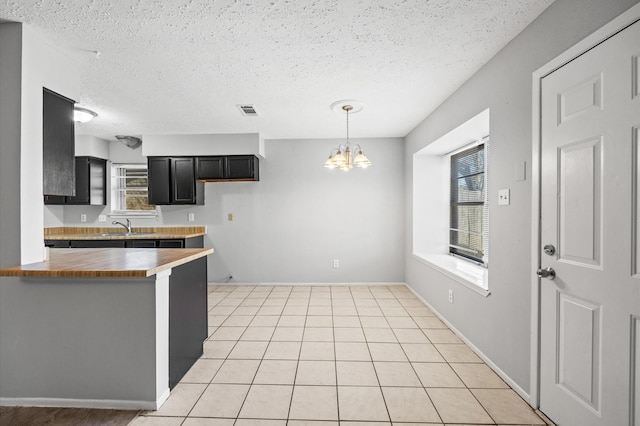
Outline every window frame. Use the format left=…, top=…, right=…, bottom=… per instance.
left=110, top=163, right=157, bottom=217
left=449, top=140, right=489, bottom=265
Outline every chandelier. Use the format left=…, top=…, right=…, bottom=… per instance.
left=324, top=102, right=371, bottom=171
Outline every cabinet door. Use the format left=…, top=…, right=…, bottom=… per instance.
left=44, top=195, right=66, bottom=205
left=44, top=240, right=70, bottom=248
left=172, top=158, right=196, bottom=204
left=126, top=240, right=157, bottom=248
left=158, top=240, right=184, bottom=248
left=70, top=240, right=126, bottom=248
left=88, top=158, right=107, bottom=205
left=148, top=157, right=172, bottom=205
left=66, top=157, right=90, bottom=204
left=196, top=157, right=225, bottom=180
left=43, top=89, right=75, bottom=196
left=226, top=155, right=258, bottom=180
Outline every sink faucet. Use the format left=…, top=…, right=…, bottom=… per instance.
left=112, top=218, right=132, bottom=233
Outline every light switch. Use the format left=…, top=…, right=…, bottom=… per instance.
left=228, top=213, right=233, bottom=221
left=498, top=189, right=510, bottom=205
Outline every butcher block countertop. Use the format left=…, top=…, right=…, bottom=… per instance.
left=44, top=226, right=206, bottom=240
left=0, top=247, right=213, bottom=278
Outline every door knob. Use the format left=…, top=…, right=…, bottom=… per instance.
left=537, top=267, right=556, bottom=280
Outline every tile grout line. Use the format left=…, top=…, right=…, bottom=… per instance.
left=135, top=284, right=548, bottom=425
left=286, top=287, right=310, bottom=422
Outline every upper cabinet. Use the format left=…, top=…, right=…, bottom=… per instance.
left=196, top=155, right=259, bottom=181
left=45, top=157, right=107, bottom=205
left=148, top=157, right=204, bottom=205
left=43, top=88, right=75, bottom=196
left=69, top=157, right=107, bottom=205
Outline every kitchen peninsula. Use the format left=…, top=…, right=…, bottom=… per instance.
left=0, top=246, right=213, bottom=410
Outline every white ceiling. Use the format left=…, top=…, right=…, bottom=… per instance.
left=1, top=0, right=553, bottom=142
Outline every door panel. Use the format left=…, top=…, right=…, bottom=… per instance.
left=557, top=292, right=601, bottom=411
left=540, top=19, right=640, bottom=426
left=558, top=73, right=603, bottom=124
left=558, top=137, right=602, bottom=267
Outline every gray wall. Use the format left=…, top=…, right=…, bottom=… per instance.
left=0, top=276, right=159, bottom=404
left=0, top=23, right=23, bottom=268
left=57, top=137, right=405, bottom=283
left=404, top=0, right=640, bottom=396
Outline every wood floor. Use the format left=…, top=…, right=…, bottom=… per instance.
left=0, top=406, right=139, bottom=426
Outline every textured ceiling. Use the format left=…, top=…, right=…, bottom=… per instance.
left=1, top=0, right=553, bottom=141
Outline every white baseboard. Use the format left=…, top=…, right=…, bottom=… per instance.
left=208, top=282, right=407, bottom=287
left=403, top=284, right=532, bottom=404
left=0, top=396, right=161, bottom=410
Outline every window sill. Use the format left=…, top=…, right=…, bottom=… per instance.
left=109, top=212, right=158, bottom=219
left=413, top=253, right=490, bottom=297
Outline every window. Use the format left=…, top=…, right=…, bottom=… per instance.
left=449, top=140, right=489, bottom=265
left=111, top=164, right=156, bottom=215
left=412, top=109, right=490, bottom=295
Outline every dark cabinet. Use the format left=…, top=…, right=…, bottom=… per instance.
left=124, top=239, right=185, bottom=248
left=44, top=240, right=70, bottom=248
left=148, top=157, right=171, bottom=204
left=43, top=88, right=76, bottom=196
left=227, top=155, right=259, bottom=180
left=69, top=240, right=126, bottom=248
left=68, top=157, right=106, bottom=205
left=196, top=157, right=225, bottom=180
left=196, top=155, right=259, bottom=181
left=47, top=236, right=203, bottom=249
left=168, top=256, right=207, bottom=388
left=45, top=157, right=107, bottom=205
left=125, top=240, right=157, bottom=248
left=148, top=157, right=203, bottom=205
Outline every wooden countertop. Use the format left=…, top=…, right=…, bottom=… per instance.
left=44, top=226, right=206, bottom=240
left=0, top=248, right=213, bottom=278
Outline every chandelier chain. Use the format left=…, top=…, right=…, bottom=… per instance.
left=346, top=107, right=349, bottom=144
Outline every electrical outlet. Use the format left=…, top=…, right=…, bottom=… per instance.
left=448, top=289, right=454, bottom=304
left=80, top=214, right=87, bottom=223
left=98, top=215, right=106, bottom=222
left=228, top=213, right=233, bottom=221
left=333, top=259, right=339, bottom=268
left=188, top=213, right=195, bottom=222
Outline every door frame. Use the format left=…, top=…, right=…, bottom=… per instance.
left=530, top=2, right=640, bottom=409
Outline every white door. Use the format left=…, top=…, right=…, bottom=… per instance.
left=540, top=19, right=640, bottom=425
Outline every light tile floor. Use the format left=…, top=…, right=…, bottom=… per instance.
left=130, top=285, right=552, bottom=426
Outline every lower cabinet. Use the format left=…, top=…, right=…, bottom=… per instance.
left=70, top=240, right=126, bottom=248
left=46, top=236, right=204, bottom=249
left=168, top=256, right=208, bottom=388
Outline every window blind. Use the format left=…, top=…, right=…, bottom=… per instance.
left=450, top=142, right=487, bottom=264
left=111, top=164, right=156, bottom=213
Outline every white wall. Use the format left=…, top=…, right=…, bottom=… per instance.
left=58, top=137, right=405, bottom=283
left=0, top=22, right=80, bottom=266
left=404, top=0, right=640, bottom=398
left=142, top=133, right=265, bottom=158
left=75, top=135, right=110, bottom=159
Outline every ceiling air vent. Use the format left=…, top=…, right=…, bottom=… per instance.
left=237, top=104, right=259, bottom=117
